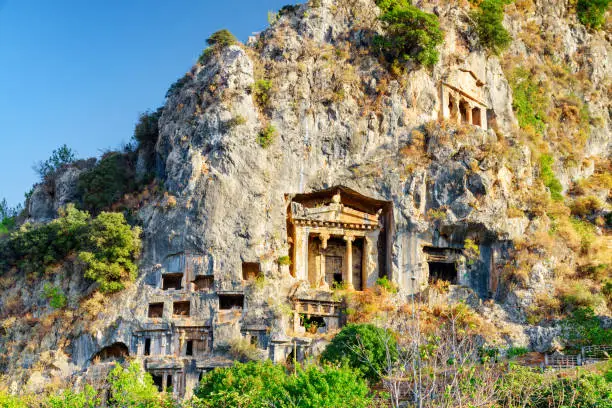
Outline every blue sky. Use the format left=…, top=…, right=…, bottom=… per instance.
left=0, top=0, right=290, bottom=208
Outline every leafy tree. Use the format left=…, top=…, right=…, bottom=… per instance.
left=79, top=211, right=141, bottom=293
left=198, top=29, right=238, bottom=64
left=0, top=198, right=21, bottom=235
left=577, top=0, right=610, bottom=30
left=194, top=360, right=373, bottom=408
left=42, top=385, right=100, bottom=408
left=470, top=0, right=512, bottom=54
left=77, top=152, right=137, bottom=214
left=321, top=323, right=398, bottom=383
left=34, top=144, right=77, bottom=180
left=134, top=108, right=163, bottom=151
left=563, top=307, right=612, bottom=348
left=107, top=362, right=164, bottom=407
left=284, top=365, right=373, bottom=408
left=374, top=2, right=444, bottom=67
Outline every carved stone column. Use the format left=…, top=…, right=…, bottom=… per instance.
left=318, top=233, right=330, bottom=288
left=466, top=102, right=473, bottom=125
left=343, top=235, right=355, bottom=290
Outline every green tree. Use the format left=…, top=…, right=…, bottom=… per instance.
left=77, top=152, right=137, bottom=214
left=577, top=0, right=610, bottom=30
left=321, top=323, right=398, bottom=383
left=107, top=362, right=164, bottom=407
left=563, top=307, right=612, bottom=348
left=42, top=385, right=100, bottom=408
left=79, top=211, right=141, bottom=293
left=471, top=0, right=512, bottom=54
left=198, top=29, right=238, bottom=64
left=134, top=108, right=163, bottom=151
left=34, top=144, right=77, bottom=180
left=374, top=2, right=444, bottom=67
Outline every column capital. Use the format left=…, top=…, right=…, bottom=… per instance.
left=319, top=233, right=330, bottom=249
left=343, top=234, right=355, bottom=243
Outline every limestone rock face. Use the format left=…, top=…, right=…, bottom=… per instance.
left=2, top=0, right=610, bottom=395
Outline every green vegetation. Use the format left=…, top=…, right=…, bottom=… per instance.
left=539, top=154, right=563, bottom=201
left=257, top=124, right=277, bottom=148
left=506, top=346, right=529, bottom=359
left=42, top=283, right=67, bottom=309
left=464, top=238, right=480, bottom=264
left=77, top=152, right=137, bottom=214
left=198, top=29, right=238, bottom=64
left=374, top=0, right=444, bottom=67
left=508, top=67, right=547, bottom=135
left=563, top=307, right=612, bottom=348
left=576, top=0, right=610, bottom=29
left=133, top=108, right=163, bottom=168
left=0, top=198, right=21, bottom=235
left=252, top=79, right=273, bottom=108
left=0, top=205, right=141, bottom=293
left=194, top=360, right=373, bottom=408
left=33, top=144, right=77, bottom=180
left=107, top=362, right=169, bottom=406
left=470, top=0, right=512, bottom=54
left=277, top=255, right=291, bottom=266
left=321, top=323, right=397, bottom=383
left=375, top=276, right=398, bottom=293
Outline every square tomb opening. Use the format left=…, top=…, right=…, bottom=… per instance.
left=148, top=303, right=164, bottom=318
left=242, top=263, right=261, bottom=281
left=172, top=301, right=191, bottom=317
left=193, top=275, right=214, bottom=291
left=219, top=294, right=244, bottom=310
left=163, top=273, right=183, bottom=290
left=428, top=262, right=457, bottom=284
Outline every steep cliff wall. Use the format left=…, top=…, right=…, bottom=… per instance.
left=1, top=0, right=609, bottom=397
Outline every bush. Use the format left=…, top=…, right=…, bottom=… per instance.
left=78, top=152, right=137, bottom=214
left=43, top=284, right=67, bottom=309
left=374, top=1, right=444, bottom=67
left=539, top=155, right=563, bottom=201
left=508, top=67, right=547, bottom=135
left=42, top=385, right=100, bottom=408
left=257, top=124, right=277, bottom=148
left=321, top=323, right=397, bottom=383
left=0, top=205, right=141, bottom=294
left=563, top=307, right=612, bottom=348
left=78, top=211, right=142, bottom=293
left=277, top=255, right=291, bottom=266
left=134, top=108, right=163, bottom=151
left=375, top=276, right=398, bottom=293
left=33, top=144, right=77, bottom=180
left=0, top=198, right=21, bottom=236
left=506, top=346, right=529, bottom=359
left=198, top=29, right=238, bottom=64
left=107, top=362, right=166, bottom=406
left=252, top=79, right=273, bottom=108
left=195, top=360, right=373, bottom=408
left=570, top=195, right=603, bottom=218
left=470, top=0, right=512, bottom=54
left=576, top=0, right=610, bottom=29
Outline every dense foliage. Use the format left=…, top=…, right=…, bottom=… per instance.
left=470, top=0, right=512, bottom=54
left=576, top=0, right=610, bottom=29
left=563, top=307, right=612, bottom=348
left=134, top=108, right=163, bottom=164
left=257, top=124, right=277, bottom=148
left=77, top=152, right=138, bottom=214
left=0, top=205, right=141, bottom=293
left=0, top=198, right=21, bottom=235
left=374, top=0, right=444, bottom=67
left=198, top=29, right=238, bottom=64
left=194, top=360, right=373, bottom=408
left=33, top=144, right=77, bottom=180
left=321, top=323, right=397, bottom=382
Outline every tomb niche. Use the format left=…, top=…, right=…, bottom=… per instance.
left=440, top=68, right=488, bottom=130
left=287, top=186, right=393, bottom=291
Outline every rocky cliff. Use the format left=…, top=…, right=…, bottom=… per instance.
left=1, top=0, right=609, bottom=398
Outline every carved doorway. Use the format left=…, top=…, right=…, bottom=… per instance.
left=325, top=256, right=343, bottom=287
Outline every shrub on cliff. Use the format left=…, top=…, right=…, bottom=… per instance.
left=321, top=323, right=398, bottom=383
left=78, top=151, right=137, bottom=214
left=471, top=0, right=512, bottom=54
left=539, top=154, right=563, bottom=201
left=33, top=144, right=77, bottom=180
left=576, top=0, right=610, bottom=30
left=0, top=205, right=141, bottom=293
left=198, top=29, right=238, bottom=64
left=374, top=1, right=444, bottom=67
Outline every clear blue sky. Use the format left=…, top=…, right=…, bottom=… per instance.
left=0, top=0, right=290, bottom=208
